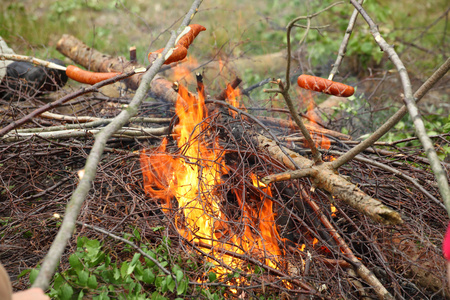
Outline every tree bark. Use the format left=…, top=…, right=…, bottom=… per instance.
left=56, top=34, right=179, bottom=103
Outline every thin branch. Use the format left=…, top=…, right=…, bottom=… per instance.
left=2, top=126, right=169, bottom=142
left=31, top=0, right=204, bottom=290
left=0, top=53, right=67, bottom=71
left=261, top=168, right=317, bottom=184
left=328, top=0, right=364, bottom=81
left=331, top=58, right=450, bottom=169
left=300, top=188, right=394, bottom=299
left=265, top=2, right=344, bottom=164
left=0, top=69, right=139, bottom=136
left=39, top=111, right=171, bottom=124
left=336, top=1, right=450, bottom=216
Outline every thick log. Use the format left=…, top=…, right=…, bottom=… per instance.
left=56, top=34, right=179, bottom=103
left=256, top=133, right=402, bottom=225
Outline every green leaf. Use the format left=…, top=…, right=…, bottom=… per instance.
left=152, top=226, right=165, bottom=232
left=142, top=269, right=155, bottom=284
left=177, top=279, right=188, bottom=295
left=88, top=275, right=98, bottom=289
left=76, top=269, right=89, bottom=286
left=77, top=290, right=84, bottom=300
left=69, top=254, right=82, bottom=270
left=59, top=283, right=74, bottom=300
left=130, top=253, right=141, bottom=268
left=17, top=269, right=31, bottom=278
left=145, top=250, right=157, bottom=267
left=166, top=275, right=175, bottom=293
left=120, top=262, right=128, bottom=278
left=175, top=270, right=183, bottom=284
left=208, top=272, right=217, bottom=282
left=29, top=269, right=39, bottom=284
left=133, top=227, right=141, bottom=240
left=113, top=267, right=121, bottom=280
left=151, top=292, right=167, bottom=300
left=160, top=277, right=168, bottom=293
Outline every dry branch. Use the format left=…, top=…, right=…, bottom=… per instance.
left=257, top=133, right=402, bottom=225
left=345, top=1, right=450, bottom=216
left=31, top=0, right=204, bottom=290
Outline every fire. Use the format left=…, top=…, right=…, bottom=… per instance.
left=300, top=90, right=330, bottom=150
left=225, top=84, right=245, bottom=118
left=140, top=74, right=283, bottom=281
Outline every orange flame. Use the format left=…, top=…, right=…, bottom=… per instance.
left=140, top=75, right=282, bottom=280
left=301, top=91, right=330, bottom=150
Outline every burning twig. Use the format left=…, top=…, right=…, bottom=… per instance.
left=215, top=77, right=242, bottom=100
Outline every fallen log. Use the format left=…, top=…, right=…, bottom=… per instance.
left=255, top=133, right=402, bottom=225
left=56, top=34, right=179, bottom=103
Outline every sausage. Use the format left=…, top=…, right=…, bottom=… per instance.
left=66, top=65, right=121, bottom=85
left=297, top=74, right=354, bottom=97
left=148, top=24, right=206, bottom=65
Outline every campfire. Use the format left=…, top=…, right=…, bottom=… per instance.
left=2, top=4, right=449, bottom=297
left=140, top=72, right=285, bottom=283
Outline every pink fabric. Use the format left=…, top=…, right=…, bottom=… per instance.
left=443, top=222, right=450, bottom=261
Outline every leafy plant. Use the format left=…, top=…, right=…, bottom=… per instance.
left=29, top=236, right=194, bottom=300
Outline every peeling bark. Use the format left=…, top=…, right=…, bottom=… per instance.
left=255, top=133, right=403, bottom=225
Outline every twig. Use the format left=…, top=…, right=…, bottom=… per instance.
left=31, top=0, right=204, bottom=290
left=328, top=149, right=444, bottom=210
left=300, top=188, right=394, bottom=299
left=0, top=53, right=67, bottom=71
left=39, top=111, right=171, bottom=124
left=215, top=77, right=242, bottom=100
left=261, top=169, right=317, bottom=184
left=339, top=1, right=450, bottom=217
left=2, top=126, right=169, bottom=142
left=328, top=0, right=364, bottom=81
left=0, top=69, right=139, bottom=137
left=265, top=2, right=343, bottom=164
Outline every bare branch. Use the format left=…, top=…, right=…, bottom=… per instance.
left=0, top=53, right=67, bottom=71
left=31, top=0, right=204, bottom=290
left=333, top=1, right=450, bottom=217
left=331, top=57, right=450, bottom=170
left=328, top=0, right=364, bottom=81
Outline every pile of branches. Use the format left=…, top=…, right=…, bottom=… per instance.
left=1, top=0, right=450, bottom=299
left=1, top=84, right=449, bottom=298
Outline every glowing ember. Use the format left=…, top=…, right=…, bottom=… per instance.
left=140, top=76, right=283, bottom=280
